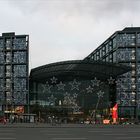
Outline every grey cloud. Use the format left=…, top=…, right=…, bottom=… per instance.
left=1, top=0, right=140, bottom=68
left=6, top=0, right=140, bottom=16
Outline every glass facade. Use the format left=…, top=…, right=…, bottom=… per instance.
left=30, top=75, right=113, bottom=122
left=0, top=33, right=29, bottom=112
left=85, top=28, right=140, bottom=118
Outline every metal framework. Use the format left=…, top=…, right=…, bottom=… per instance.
left=30, top=60, right=130, bottom=83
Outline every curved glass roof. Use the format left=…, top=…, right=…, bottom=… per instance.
left=30, top=60, right=131, bottom=82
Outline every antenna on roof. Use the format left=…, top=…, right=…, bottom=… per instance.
left=131, top=24, right=133, bottom=27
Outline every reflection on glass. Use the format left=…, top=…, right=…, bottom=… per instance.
left=13, top=38, right=26, bottom=49
left=14, top=65, right=26, bottom=77
left=13, top=91, right=26, bottom=104
left=0, top=52, right=4, bottom=63
left=14, top=78, right=26, bottom=91
left=13, top=52, right=26, bottom=63
left=0, top=79, right=4, bottom=91
left=0, top=39, right=3, bottom=50
left=116, top=34, right=135, bottom=47
left=0, top=66, right=4, bottom=77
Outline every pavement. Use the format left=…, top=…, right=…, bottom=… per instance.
left=0, top=124, right=140, bottom=140
left=0, top=122, right=140, bottom=128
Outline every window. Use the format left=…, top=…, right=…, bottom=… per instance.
left=14, top=65, right=27, bottom=77
left=0, top=66, right=4, bottom=77
left=13, top=51, right=26, bottom=63
left=13, top=38, right=27, bottom=50
left=116, top=34, right=135, bottom=47
left=0, top=52, right=4, bottom=63
left=0, top=39, right=4, bottom=50
left=14, top=78, right=27, bottom=91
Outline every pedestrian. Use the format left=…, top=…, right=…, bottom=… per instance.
left=3, top=116, right=6, bottom=125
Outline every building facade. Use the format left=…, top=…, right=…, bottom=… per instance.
left=29, top=60, right=130, bottom=122
left=0, top=32, right=29, bottom=114
left=85, top=27, right=140, bottom=119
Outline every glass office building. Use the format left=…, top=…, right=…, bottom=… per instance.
left=0, top=32, right=29, bottom=114
left=85, top=27, right=140, bottom=118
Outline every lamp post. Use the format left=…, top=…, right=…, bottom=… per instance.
left=93, top=90, right=104, bottom=124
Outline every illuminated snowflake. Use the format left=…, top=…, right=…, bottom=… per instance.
left=50, top=76, right=58, bottom=84
left=63, top=94, right=71, bottom=105
left=86, top=86, right=93, bottom=93
left=108, top=77, right=115, bottom=84
left=73, top=105, right=80, bottom=112
left=73, top=93, right=78, bottom=99
left=64, top=92, right=70, bottom=97
left=63, top=92, right=78, bottom=106
left=121, top=100, right=130, bottom=106
left=48, top=94, right=56, bottom=106
left=91, top=77, right=100, bottom=87
left=43, top=82, right=52, bottom=93
left=96, top=90, right=104, bottom=98
left=69, top=79, right=81, bottom=90
left=57, top=81, right=65, bottom=91
left=116, top=78, right=122, bottom=85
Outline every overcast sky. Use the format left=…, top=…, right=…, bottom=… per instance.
left=0, top=0, right=140, bottom=69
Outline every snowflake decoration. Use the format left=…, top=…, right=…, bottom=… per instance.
left=57, top=81, right=65, bottom=91
left=64, top=92, right=70, bottom=97
left=69, top=79, right=81, bottom=90
left=108, top=77, right=115, bottom=84
left=91, top=77, right=100, bottom=87
left=50, top=76, right=58, bottom=84
left=63, top=96, right=71, bottom=105
left=86, top=86, right=93, bottom=93
left=96, top=90, right=104, bottom=98
left=73, top=93, right=78, bottom=99
left=116, top=78, right=122, bottom=85
left=42, top=82, right=52, bottom=93
left=63, top=92, right=77, bottom=106
left=48, top=94, right=56, bottom=105
left=73, top=105, right=80, bottom=112
left=121, top=100, right=130, bottom=106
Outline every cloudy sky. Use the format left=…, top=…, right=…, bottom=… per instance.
left=0, top=0, right=140, bottom=69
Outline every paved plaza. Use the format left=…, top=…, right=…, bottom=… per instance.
left=0, top=124, right=140, bottom=140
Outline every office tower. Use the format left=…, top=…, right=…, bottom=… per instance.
left=0, top=32, right=29, bottom=114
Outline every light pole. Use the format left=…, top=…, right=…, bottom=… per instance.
left=93, top=90, right=104, bottom=124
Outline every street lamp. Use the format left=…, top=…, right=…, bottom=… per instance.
left=93, top=90, right=104, bottom=124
